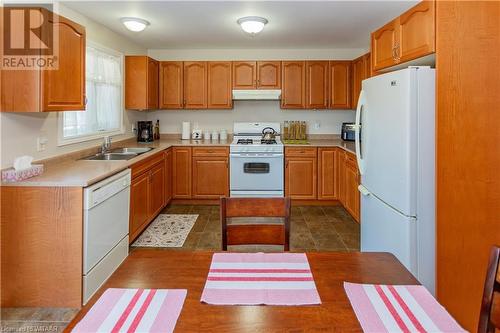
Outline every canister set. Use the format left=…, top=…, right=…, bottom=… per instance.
left=201, top=129, right=228, bottom=141
left=182, top=122, right=228, bottom=141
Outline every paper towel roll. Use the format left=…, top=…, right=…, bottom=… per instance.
left=181, top=122, right=191, bottom=140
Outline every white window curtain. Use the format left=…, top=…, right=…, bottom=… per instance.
left=62, top=45, right=122, bottom=140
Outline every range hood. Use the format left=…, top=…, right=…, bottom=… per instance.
left=232, top=89, right=281, bottom=100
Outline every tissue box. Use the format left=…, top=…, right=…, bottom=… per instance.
left=2, top=165, right=44, bottom=182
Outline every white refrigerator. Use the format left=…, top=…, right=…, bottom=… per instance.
left=355, top=67, right=436, bottom=294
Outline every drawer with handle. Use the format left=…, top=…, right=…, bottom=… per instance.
left=192, top=147, right=229, bottom=157
left=285, top=147, right=317, bottom=157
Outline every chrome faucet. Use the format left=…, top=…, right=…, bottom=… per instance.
left=101, top=136, right=112, bottom=154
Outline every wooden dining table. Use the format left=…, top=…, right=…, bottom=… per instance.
left=65, top=250, right=419, bottom=332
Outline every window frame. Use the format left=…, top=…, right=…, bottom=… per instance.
left=57, top=41, right=125, bottom=147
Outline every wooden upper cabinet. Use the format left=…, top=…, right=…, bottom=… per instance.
left=399, top=0, right=435, bottom=63
left=351, top=55, right=367, bottom=109
left=1, top=9, right=86, bottom=112
left=364, top=53, right=372, bottom=79
left=183, top=61, right=207, bottom=109
left=147, top=59, right=159, bottom=109
left=305, top=61, right=329, bottom=109
left=232, top=61, right=256, bottom=89
left=329, top=61, right=351, bottom=109
left=172, top=147, right=192, bottom=199
left=208, top=61, right=232, bottom=109
left=281, top=61, right=306, bottom=109
left=42, top=15, right=86, bottom=112
left=257, top=61, right=281, bottom=89
left=372, top=19, right=399, bottom=71
left=371, top=0, right=435, bottom=72
left=125, top=56, right=159, bottom=110
left=159, top=61, right=183, bottom=109
left=232, top=61, right=281, bottom=90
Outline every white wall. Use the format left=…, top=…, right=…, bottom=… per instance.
left=146, top=48, right=361, bottom=135
left=0, top=3, right=146, bottom=168
left=146, top=101, right=355, bottom=135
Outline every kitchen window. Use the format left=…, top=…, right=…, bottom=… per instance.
left=58, top=43, right=124, bottom=145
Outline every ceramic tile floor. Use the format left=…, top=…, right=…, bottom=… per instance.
left=0, top=205, right=359, bottom=330
left=138, top=204, right=360, bottom=252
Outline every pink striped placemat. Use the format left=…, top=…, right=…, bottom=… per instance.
left=72, top=288, right=187, bottom=333
left=344, top=282, right=466, bottom=333
left=200, top=252, right=321, bottom=305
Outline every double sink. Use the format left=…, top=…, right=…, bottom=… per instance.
left=82, top=147, right=153, bottom=161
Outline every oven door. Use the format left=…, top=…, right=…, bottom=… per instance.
left=230, top=153, right=284, bottom=197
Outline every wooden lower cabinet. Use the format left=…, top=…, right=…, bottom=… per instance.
left=338, top=150, right=360, bottom=222
left=318, top=148, right=337, bottom=200
left=1, top=186, right=83, bottom=307
left=130, top=172, right=150, bottom=240
left=129, top=152, right=166, bottom=242
left=285, top=148, right=317, bottom=200
left=192, top=156, right=229, bottom=199
left=173, top=147, right=192, bottom=198
left=149, top=162, right=165, bottom=217
left=164, top=149, right=173, bottom=205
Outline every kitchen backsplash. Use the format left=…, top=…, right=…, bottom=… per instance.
left=145, top=101, right=355, bottom=135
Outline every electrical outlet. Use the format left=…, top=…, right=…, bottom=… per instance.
left=314, top=121, right=321, bottom=130
left=37, top=137, right=48, bottom=152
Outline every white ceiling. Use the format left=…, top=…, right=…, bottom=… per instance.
left=62, top=1, right=418, bottom=49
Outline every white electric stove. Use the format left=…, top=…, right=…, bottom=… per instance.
left=230, top=122, right=284, bottom=197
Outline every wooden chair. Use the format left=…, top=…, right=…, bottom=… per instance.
left=220, top=197, right=291, bottom=251
left=479, top=245, right=500, bottom=333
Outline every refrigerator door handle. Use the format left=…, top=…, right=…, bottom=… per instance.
left=358, top=184, right=370, bottom=196
left=355, top=90, right=366, bottom=175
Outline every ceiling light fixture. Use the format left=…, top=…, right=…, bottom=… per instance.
left=237, top=16, right=268, bottom=35
left=120, top=17, right=150, bottom=32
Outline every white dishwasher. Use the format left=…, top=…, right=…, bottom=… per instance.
left=83, top=169, right=131, bottom=304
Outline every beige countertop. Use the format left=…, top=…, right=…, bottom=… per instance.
left=1, top=137, right=356, bottom=188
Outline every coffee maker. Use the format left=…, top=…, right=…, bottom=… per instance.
left=137, top=121, right=154, bottom=143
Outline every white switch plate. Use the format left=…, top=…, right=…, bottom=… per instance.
left=37, top=137, right=48, bottom=152
left=313, top=122, right=321, bottom=130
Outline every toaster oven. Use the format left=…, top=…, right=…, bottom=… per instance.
left=341, top=122, right=358, bottom=141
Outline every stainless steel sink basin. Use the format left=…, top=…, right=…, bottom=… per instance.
left=82, top=153, right=138, bottom=161
left=81, top=147, right=153, bottom=161
left=110, top=147, right=153, bottom=154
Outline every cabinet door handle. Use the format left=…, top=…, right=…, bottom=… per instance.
left=393, top=42, right=400, bottom=62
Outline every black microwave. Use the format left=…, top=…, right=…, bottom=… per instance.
left=341, top=122, right=358, bottom=141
